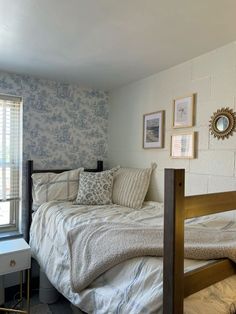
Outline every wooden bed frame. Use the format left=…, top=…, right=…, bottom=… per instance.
left=26, top=159, right=103, bottom=242
left=163, top=169, right=236, bottom=314
left=27, top=161, right=236, bottom=313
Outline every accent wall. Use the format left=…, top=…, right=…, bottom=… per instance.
left=0, top=71, right=109, bottom=237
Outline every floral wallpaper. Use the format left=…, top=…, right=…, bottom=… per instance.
left=0, top=71, right=109, bottom=236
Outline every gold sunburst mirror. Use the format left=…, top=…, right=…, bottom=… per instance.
left=209, top=107, right=236, bottom=140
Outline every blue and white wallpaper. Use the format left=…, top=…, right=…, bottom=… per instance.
left=0, top=71, right=109, bottom=236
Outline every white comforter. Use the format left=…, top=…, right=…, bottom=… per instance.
left=30, top=201, right=236, bottom=314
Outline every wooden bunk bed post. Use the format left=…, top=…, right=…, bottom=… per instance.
left=97, top=160, right=103, bottom=172
left=163, top=169, right=185, bottom=314
left=26, top=160, right=33, bottom=243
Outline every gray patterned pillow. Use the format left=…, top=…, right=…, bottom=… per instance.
left=75, top=168, right=118, bottom=205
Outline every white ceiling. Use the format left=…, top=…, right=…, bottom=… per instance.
left=0, top=0, right=236, bottom=90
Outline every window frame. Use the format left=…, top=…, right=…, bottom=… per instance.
left=0, top=94, right=22, bottom=233
left=0, top=200, right=19, bottom=232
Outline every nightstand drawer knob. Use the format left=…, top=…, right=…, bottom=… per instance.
left=10, top=260, right=16, bottom=267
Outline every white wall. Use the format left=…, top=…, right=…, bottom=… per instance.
left=108, top=42, right=236, bottom=202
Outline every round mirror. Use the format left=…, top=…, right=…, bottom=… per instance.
left=215, top=115, right=229, bottom=132
left=209, top=107, right=236, bottom=140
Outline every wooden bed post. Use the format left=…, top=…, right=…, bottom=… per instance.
left=163, top=169, right=185, bottom=314
left=97, top=160, right=103, bottom=172
left=26, top=160, right=33, bottom=243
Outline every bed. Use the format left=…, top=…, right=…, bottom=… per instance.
left=27, top=160, right=236, bottom=314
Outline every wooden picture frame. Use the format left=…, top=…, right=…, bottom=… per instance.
left=143, top=111, right=164, bottom=149
left=173, top=94, right=194, bottom=128
left=170, top=132, right=195, bottom=159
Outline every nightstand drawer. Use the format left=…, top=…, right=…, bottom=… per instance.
left=0, top=249, right=31, bottom=276
left=0, top=238, right=31, bottom=276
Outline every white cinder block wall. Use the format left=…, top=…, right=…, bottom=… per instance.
left=108, top=42, right=236, bottom=201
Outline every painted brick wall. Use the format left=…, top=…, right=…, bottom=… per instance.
left=108, top=42, right=236, bottom=201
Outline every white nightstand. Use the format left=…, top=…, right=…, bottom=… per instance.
left=0, top=238, right=31, bottom=313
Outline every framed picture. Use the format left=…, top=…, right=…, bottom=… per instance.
left=170, top=132, right=195, bottom=159
left=143, top=111, right=164, bottom=149
left=173, top=94, right=194, bottom=128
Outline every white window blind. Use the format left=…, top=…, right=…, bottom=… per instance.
left=0, top=95, right=21, bottom=205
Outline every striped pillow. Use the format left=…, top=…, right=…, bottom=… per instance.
left=112, top=165, right=156, bottom=209
left=32, top=168, right=83, bottom=209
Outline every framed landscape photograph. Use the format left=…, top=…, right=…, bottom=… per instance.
left=143, top=110, right=164, bottom=148
left=170, top=132, right=195, bottom=159
left=173, top=94, right=194, bottom=128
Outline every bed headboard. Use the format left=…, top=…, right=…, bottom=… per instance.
left=26, top=160, right=103, bottom=242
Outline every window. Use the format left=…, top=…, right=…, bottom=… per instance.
left=0, top=95, right=22, bottom=232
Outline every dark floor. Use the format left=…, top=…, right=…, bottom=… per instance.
left=5, top=290, right=74, bottom=314
left=32, top=292, right=73, bottom=314
left=4, top=281, right=87, bottom=314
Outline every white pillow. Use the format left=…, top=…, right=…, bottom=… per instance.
left=32, top=168, right=84, bottom=208
left=112, top=164, right=156, bottom=209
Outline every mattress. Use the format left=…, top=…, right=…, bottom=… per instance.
left=30, top=201, right=236, bottom=314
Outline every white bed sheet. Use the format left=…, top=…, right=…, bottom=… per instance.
left=30, top=201, right=236, bottom=314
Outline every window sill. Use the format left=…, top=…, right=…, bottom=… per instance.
left=0, top=231, right=23, bottom=241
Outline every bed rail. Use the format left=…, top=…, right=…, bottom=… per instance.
left=163, top=168, right=236, bottom=314
left=185, top=191, right=236, bottom=218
